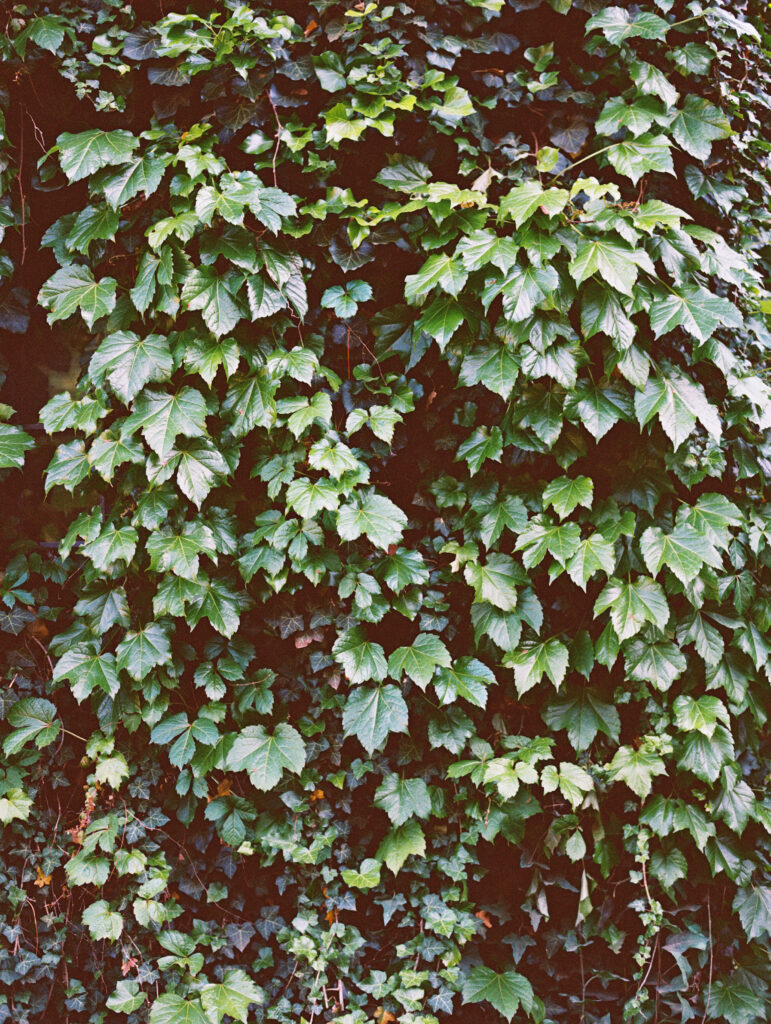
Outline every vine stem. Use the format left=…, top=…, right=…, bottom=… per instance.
left=701, top=896, right=713, bottom=1023
left=16, top=101, right=26, bottom=264
left=266, top=92, right=283, bottom=187
left=62, top=727, right=88, bottom=743
left=549, top=144, right=616, bottom=183
left=670, top=13, right=706, bottom=29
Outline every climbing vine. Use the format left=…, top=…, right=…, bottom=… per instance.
left=0, top=1, right=770, bottom=1022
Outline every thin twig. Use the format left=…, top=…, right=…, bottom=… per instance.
left=16, top=101, right=26, bottom=264
left=701, top=896, right=713, bottom=1023
left=638, top=935, right=659, bottom=992
left=266, top=93, right=282, bottom=187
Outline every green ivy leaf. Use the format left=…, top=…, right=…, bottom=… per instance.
left=2, top=698, right=60, bottom=756
left=387, top=633, right=451, bottom=688
left=672, top=95, right=732, bottom=161
left=106, top=980, right=145, bottom=1014
left=374, top=775, right=431, bottom=826
left=57, top=128, right=138, bottom=182
left=336, top=491, right=407, bottom=550
left=462, top=967, right=534, bottom=1022
left=130, top=387, right=208, bottom=457
left=99, top=153, right=166, bottom=209
left=116, top=623, right=172, bottom=681
left=542, top=475, right=593, bottom=518
left=90, top=331, right=173, bottom=403
left=376, top=820, right=426, bottom=874
left=53, top=644, right=120, bottom=701
left=149, top=994, right=208, bottom=1024
left=640, top=524, right=722, bottom=584
left=507, top=639, right=569, bottom=695
left=464, top=554, right=520, bottom=611
left=542, top=687, right=620, bottom=750
left=0, top=424, right=34, bottom=470
left=39, top=265, right=117, bottom=328
left=342, top=684, right=409, bottom=754
left=200, top=970, right=264, bottom=1024
left=607, top=745, right=667, bottom=799
left=733, top=885, right=771, bottom=942
left=341, top=857, right=382, bottom=889
left=434, top=657, right=496, bottom=708
left=333, top=628, right=387, bottom=683
left=227, top=724, right=306, bottom=790
left=82, top=900, right=123, bottom=941
left=569, top=238, right=653, bottom=295
left=181, top=267, right=243, bottom=336
left=595, top=577, right=669, bottom=640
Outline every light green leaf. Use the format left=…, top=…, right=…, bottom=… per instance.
left=100, top=153, right=166, bottom=209
left=337, top=491, right=407, bottom=550
left=181, top=267, right=243, bottom=337
left=416, top=294, right=466, bottom=349
left=90, top=331, right=173, bottom=403
left=374, top=776, right=431, bottom=826
left=39, top=265, right=117, bottom=328
left=673, top=694, right=728, bottom=738
left=605, top=133, right=674, bottom=184
left=342, top=684, right=409, bottom=754
left=286, top=477, right=340, bottom=518
left=542, top=688, right=620, bottom=750
left=0, top=424, right=34, bottom=470
left=149, top=994, right=208, bottom=1024
left=569, top=238, right=653, bottom=296
left=201, top=970, right=263, bottom=1024
left=130, top=387, right=208, bottom=457
left=649, top=285, right=742, bottom=343
left=635, top=371, right=721, bottom=450
left=624, top=636, right=686, bottom=691
left=733, top=886, right=771, bottom=942
left=459, top=341, right=519, bottom=399
left=82, top=900, right=123, bottom=941
left=542, top=475, right=593, bottom=518
left=57, top=129, right=137, bottom=182
left=106, top=980, right=145, bottom=1014
left=464, top=553, right=519, bottom=611
left=341, top=857, right=382, bottom=889
left=228, top=724, right=306, bottom=790
left=462, top=967, right=534, bottom=1022
left=321, top=280, right=372, bottom=318
left=116, top=623, right=172, bottom=681
left=404, top=254, right=468, bottom=303
left=2, top=698, right=60, bottom=756
left=672, top=95, right=731, bottom=161
left=499, top=180, right=569, bottom=228
left=81, top=525, right=138, bottom=572
left=333, top=628, right=387, bottom=683
left=640, top=524, right=722, bottom=584
left=66, top=205, right=119, bottom=254
left=376, top=820, right=426, bottom=874
left=53, top=644, right=120, bottom=701
left=507, top=639, right=569, bottom=694
left=434, top=657, right=496, bottom=709
left=595, top=577, right=669, bottom=641
left=0, top=789, right=33, bottom=824
left=387, top=633, right=451, bottom=688
left=607, top=745, right=667, bottom=799
left=222, top=373, right=277, bottom=437
left=566, top=533, right=616, bottom=588
left=586, top=7, right=669, bottom=45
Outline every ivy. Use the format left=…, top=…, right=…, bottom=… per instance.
left=0, top=0, right=769, bottom=1023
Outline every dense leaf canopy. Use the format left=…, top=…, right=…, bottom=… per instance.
left=0, top=1, right=769, bottom=1023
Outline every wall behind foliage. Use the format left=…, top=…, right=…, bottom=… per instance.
left=0, top=1, right=770, bottom=1022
